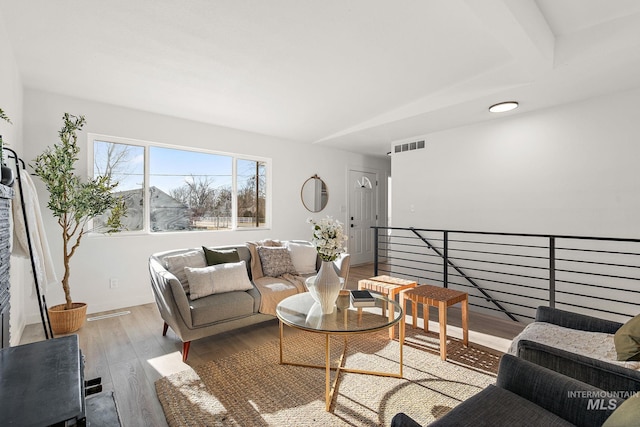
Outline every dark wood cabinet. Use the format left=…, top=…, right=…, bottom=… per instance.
left=0, top=183, right=13, bottom=349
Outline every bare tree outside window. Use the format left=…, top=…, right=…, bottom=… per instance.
left=149, top=146, right=234, bottom=232
left=93, top=141, right=144, bottom=231
left=168, top=175, right=232, bottom=230
left=237, top=159, right=267, bottom=228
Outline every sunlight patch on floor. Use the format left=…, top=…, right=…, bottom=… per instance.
left=147, top=352, right=190, bottom=377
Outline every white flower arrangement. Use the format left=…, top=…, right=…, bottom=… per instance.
left=307, top=216, right=348, bottom=262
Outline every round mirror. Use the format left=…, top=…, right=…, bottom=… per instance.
left=301, top=174, right=328, bottom=212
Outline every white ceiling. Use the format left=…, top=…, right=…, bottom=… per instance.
left=2, top=0, right=640, bottom=156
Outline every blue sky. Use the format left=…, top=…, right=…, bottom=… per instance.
left=94, top=141, right=260, bottom=195
left=149, top=146, right=232, bottom=194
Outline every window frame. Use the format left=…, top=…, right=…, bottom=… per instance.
left=88, top=133, right=272, bottom=234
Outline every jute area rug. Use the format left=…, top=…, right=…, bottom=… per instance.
left=155, top=328, right=502, bottom=426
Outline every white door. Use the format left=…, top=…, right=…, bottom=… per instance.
left=348, top=170, right=378, bottom=265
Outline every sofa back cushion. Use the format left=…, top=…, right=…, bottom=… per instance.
left=203, top=246, right=240, bottom=266
left=185, top=260, right=254, bottom=300
left=286, top=241, right=318, bottom=275
left=163, top=250, right=207, bottom=293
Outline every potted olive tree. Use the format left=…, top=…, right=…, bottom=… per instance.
left=32, top=113, right=126, bottom=333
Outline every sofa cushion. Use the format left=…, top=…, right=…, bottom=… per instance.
left=185, top=261, right=254, bottom=300
left=163, top=250, right=206, bottom=293
left=614, top=313, right=640, bottom=361
left=190, top=290, right=256, bottom=326
left=429, top=385, right=573, bottom=427
left=257, top=246, right=297, bottom=277
left=246, top=239, right=283, bottom=280
left=509, top=321, right=640, bottom=370
left=202, top=247, right=240, bottom=266
left=286, top=241, right=317, bottom=274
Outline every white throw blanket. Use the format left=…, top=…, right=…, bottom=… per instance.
left=11, top=169, right=58, bottom=293
left=252, top=273, right=307, bottom=316
left=509, top=321, right=640, bottom=371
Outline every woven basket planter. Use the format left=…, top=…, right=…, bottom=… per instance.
left=48, top=302, right=87, bottom=334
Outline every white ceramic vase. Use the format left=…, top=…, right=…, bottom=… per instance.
left=306, top=260, right=342, bottom=314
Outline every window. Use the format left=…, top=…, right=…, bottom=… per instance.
left=149, top=146, right=233, bottom=232
left=237, top=159, right=267, bottom=228
left=91, top=135, right=270, bottom=233
left=93, top=140, right=145, bottom=231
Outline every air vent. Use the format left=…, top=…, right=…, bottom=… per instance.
left=393, top=139, right=426, bottom=154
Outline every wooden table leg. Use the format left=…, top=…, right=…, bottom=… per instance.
left=412, top=300, right=418, bottom=329
left=399, top=310, right=405, bottom=378
left=423, top=303, right=429, bottom=333
left=439, top=301, right=447, bottom=361
left=388, top=293, right=395, bottom=339
left=462, top=297, right=469, bottom=347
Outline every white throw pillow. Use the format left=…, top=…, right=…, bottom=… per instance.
left=185, top=261, right=254, bottom=300
left=164, top=250, right=206, bottom=293
left=286, top=241, right=318, bottom=275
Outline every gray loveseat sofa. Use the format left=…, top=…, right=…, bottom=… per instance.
left=391, top=354, right=624, bottom=427
left=149, top=242, right=350, bottom=361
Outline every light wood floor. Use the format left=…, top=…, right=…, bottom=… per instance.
left=19, top=263, right=524, bottom=427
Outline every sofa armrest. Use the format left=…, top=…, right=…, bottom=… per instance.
left=535, top=306, right=623, bottom=333
left=165, top=273, right=194, bottom=329
left=334, top=253, right=350, bottom=282
left=517, top=339, right=640, bottom=393
left=497, top=354, right=622, bottom=427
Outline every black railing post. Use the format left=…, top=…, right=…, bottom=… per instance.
left=549, top=236, right=556, bottom=308
left=443, top=231, right=448, bottom=288
left=373, top=226, right=379, bottom=276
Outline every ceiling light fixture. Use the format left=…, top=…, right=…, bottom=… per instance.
left=488, top=101, right=519, bottom=113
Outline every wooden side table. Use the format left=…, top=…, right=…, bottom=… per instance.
left=403, top=284, right=469, bottom=360
left=358, top=275, right=417, bottom=339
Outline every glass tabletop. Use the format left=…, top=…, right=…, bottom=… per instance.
left=276, top=291, right=402, bottom=334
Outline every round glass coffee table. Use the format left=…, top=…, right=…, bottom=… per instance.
left=275, top=291, right=404, bottom=412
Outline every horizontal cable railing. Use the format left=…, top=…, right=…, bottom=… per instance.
left=373, top=227, right=640, bottom=323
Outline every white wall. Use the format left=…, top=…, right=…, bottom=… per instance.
left=392, top=88, right=640, bottom=238
left=0, top=10, right=25, bottom=344
left=20, top=88, right=390, bottom=327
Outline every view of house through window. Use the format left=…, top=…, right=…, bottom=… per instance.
left=93, top=140, right=145, bottom=232
left=92, top=137, right=270, bottom=232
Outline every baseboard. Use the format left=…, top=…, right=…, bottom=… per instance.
left=9, top=317, right=26, bottom=346
left=24, top=294, right=155, bottom=326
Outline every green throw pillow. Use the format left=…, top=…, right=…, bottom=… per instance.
left=603, top=394, right=640, bottom=427
left=614, top=313, right=640, bottom=361
left=202, top=247, right=240, bottom=266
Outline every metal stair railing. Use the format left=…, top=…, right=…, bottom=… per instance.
left=409, top=227, right=518, bottom=321
left=373, top=226, right=640, bottom=323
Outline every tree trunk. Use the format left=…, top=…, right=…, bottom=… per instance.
left=62, top=222, right=73, bottom=310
